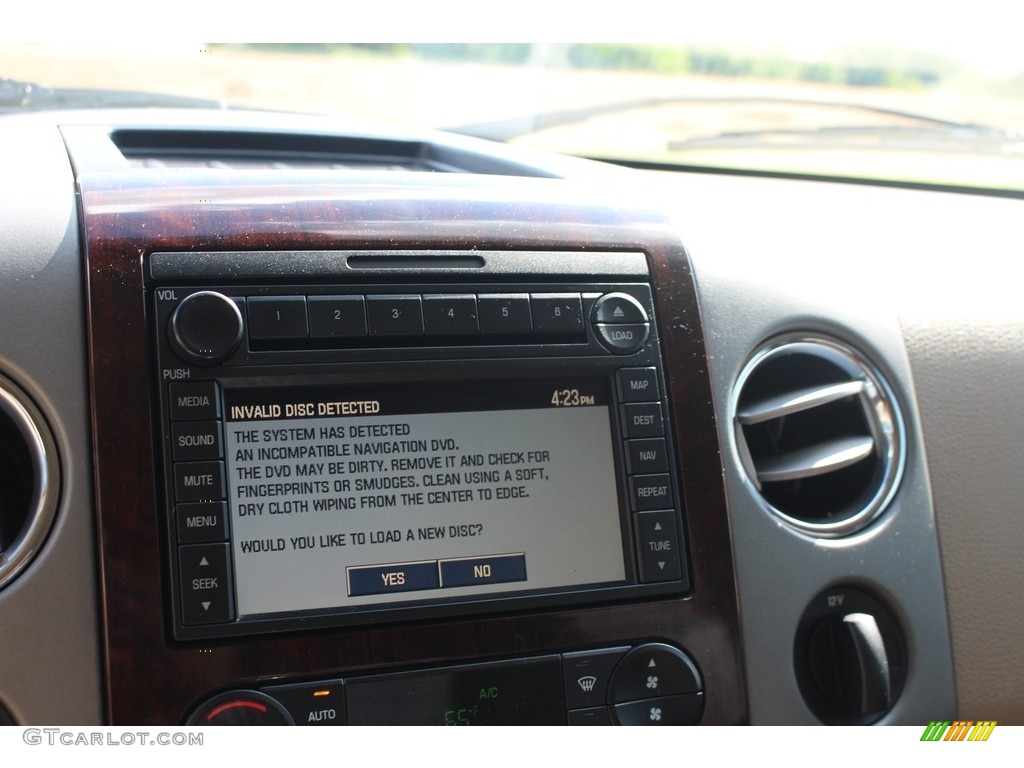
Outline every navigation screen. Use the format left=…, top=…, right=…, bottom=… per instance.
left=222, top=379, right=626, bottom=617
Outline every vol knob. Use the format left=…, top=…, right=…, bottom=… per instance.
left=168, top=291, right=243, bottom=366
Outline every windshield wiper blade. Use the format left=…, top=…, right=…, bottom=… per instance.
left=670, top=123, right=1022, bottom=156
left=448, top=95, right=1004, bottom=143
left=0, top=78, right=224, bottom=112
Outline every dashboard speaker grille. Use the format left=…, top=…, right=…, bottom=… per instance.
left=732, top=337, right=904, bottom=537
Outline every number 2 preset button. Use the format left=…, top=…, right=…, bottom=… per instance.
left=308, top=296, right=367, bottom=338
left=348, top=561, right=439, bottom=596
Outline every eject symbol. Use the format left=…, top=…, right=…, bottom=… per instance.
left=577, top=676, right=598, bottom=693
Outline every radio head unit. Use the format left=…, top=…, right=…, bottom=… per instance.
left=149, top=251, right=689, bottom=640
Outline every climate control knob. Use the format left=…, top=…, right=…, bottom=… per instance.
left=168, top=291, right=243, bottom=366
left=185, top=690, right=293, bottom=726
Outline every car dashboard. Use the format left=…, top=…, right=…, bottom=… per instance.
left=0, top=108, right=1021, bottom=726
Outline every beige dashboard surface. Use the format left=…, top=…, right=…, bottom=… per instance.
left=903, top=314, right=1024, bottom=723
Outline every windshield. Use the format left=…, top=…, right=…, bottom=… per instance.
left=4, top=12, right=1022, bottom=192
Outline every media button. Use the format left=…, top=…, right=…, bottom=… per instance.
left=348, top=561, right=439, bottom=596
left=440, top=554, right=526, bottom=588
left=169, top=381, right=220, bottom=421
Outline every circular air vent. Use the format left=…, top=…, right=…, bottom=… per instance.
left=0, top=375, right=59, bottom=590
left=731, top=336, right=904, bottom=537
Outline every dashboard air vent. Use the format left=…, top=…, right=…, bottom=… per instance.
left=732, top=337, right=904, bottom=537
left=0, top=375, right=59, bottom=589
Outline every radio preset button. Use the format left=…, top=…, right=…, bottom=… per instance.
left=635, top=511, right=683, bottom=583
left=168, top=381, right=220, bottom=421
left=530, top=293, right=584, bottom=334
left=366, top=295, right=424, bottom=336
left=423, top=294, right=479, bottom=335
left=168, top=291, right=244, bottom=365
left=348, top=560, right=439, bottom=596
left=478, top=294, right=532, bottom=334
left=179, top=543, right=234, bottom=625
left=173, top=460, right=225, bottom=502
left=248, top=296, right=309, bottom=340
left=308, top=296, right=367, bottom=338
left=621, top=403, right=665, bottom=438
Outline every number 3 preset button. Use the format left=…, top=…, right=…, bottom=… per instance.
left=348, top=561, right=439, bottom=596
left=366, top=295, right=424, bottom=336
